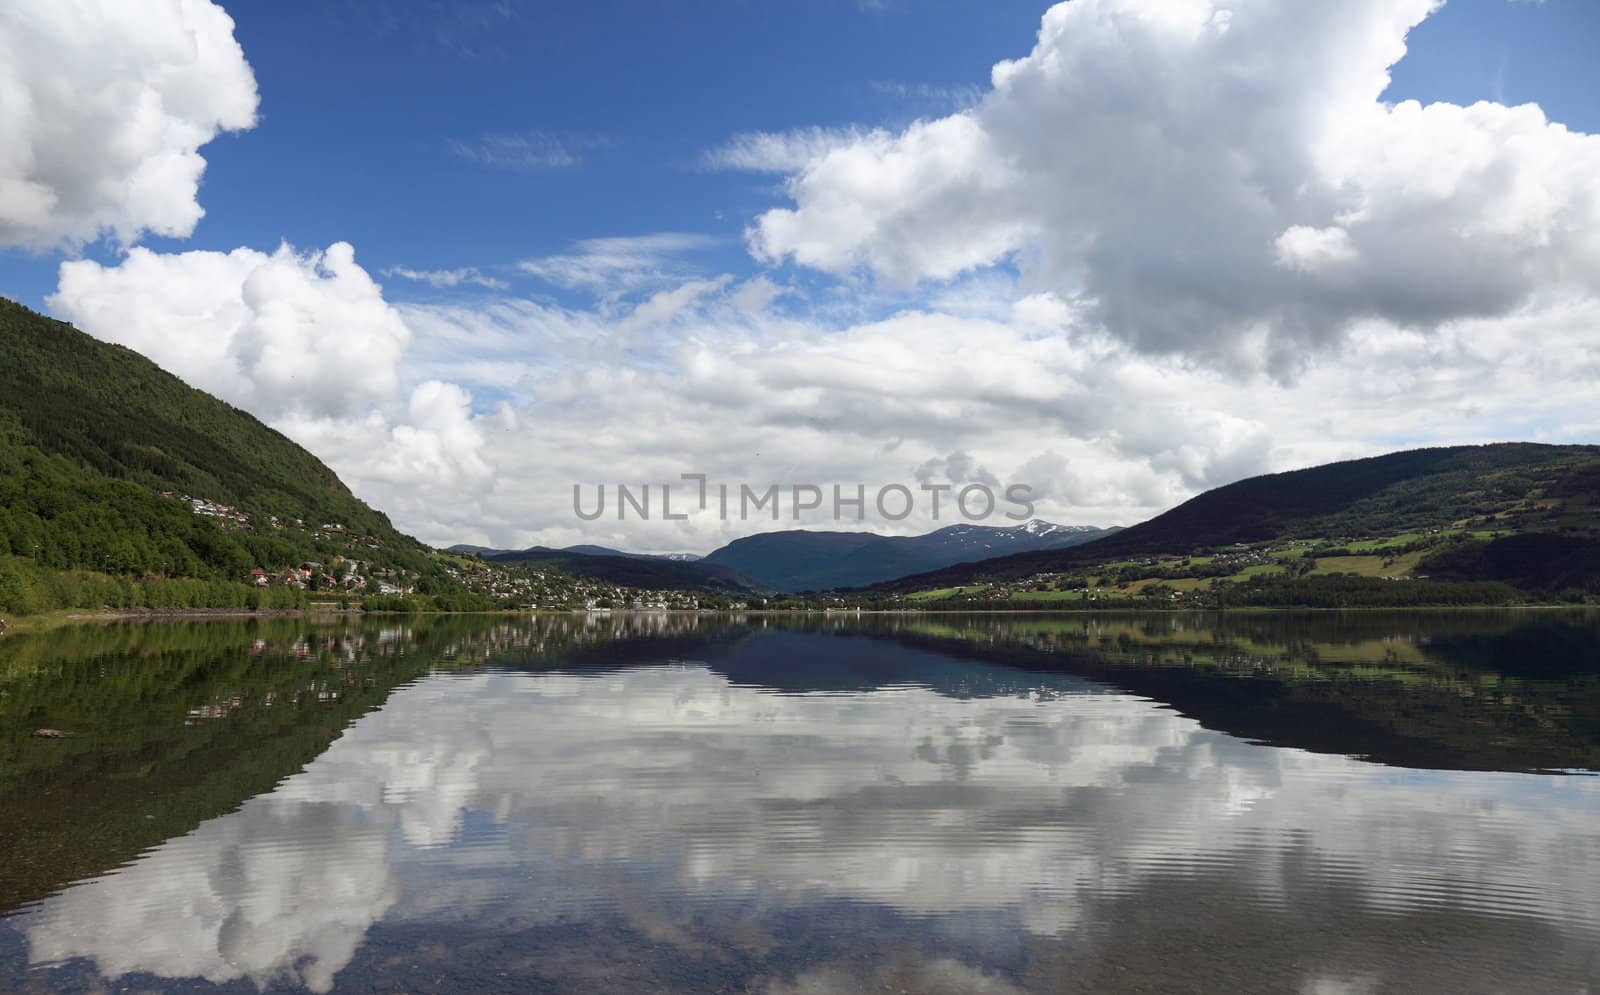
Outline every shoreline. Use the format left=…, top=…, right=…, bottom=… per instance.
left=2, top=602, right=1593, bottom=635
left=0, top=605, right=359, bottom=634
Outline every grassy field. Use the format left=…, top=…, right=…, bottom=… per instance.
left=1014, top=543, right=1440, bottom=598
left=1126, top=577, right=1211, bottom=593
left=1308, top=551, right=1429, bottom=578
left=906, top=586, right=986, bottom=601
left=1343, top=533, right=1428, bottom=552
left=990, top=547, right=1438, bottom=599
left=898, top=511, right=1597, bottom=604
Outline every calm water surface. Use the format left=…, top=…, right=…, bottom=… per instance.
left=1, top=611, right=1598, bottom=993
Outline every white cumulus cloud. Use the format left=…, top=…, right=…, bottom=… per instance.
left=52, top=242, right=411, bottom=420
left=745, top=0, right=1600, bottom=370
left=48, top=241, right=497, bottom=539
left=0, top=0, right=258, bottom=249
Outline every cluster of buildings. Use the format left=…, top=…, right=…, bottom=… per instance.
left=439, top=558, right=539, bottom=601
left=165, top=491, right=382, bottom=549
left=160, top=493, right=252, bottom=530
left=613, top=593, right=705, bottom=611
left=529, top=576, right=703, bottom=612
left=311, top=521, right=382, bottom=547
left=249, top=558, right=371, bottom=591
left=438, top=556, right=733, bottom=612
left=152, top=489, right=403, bottom=593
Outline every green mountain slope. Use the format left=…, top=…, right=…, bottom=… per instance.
left=870, top=444, right=1600, bottom=595
left=0, top=298, right=403, bottom=537
left=0, top=298, right=438, bottom=610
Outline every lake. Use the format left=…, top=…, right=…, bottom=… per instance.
left=2, top=610, right=1598, bottom=993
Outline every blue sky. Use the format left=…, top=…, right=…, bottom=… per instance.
left=7, top=0, right=1043, bottom=306
left=6, top=0, right=1597, bottom=311
left=3, top=0, right=1599, bottom=551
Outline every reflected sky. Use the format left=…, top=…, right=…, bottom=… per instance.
left=8, top=627, right=1600, bottom=993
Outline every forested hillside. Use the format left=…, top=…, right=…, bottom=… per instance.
left=0, top=298, right=438, bottom=612
left=0, top=299, right=403, bottom=537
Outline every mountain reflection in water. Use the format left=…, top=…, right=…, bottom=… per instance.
left=1, top=611, right=1597, bottom=993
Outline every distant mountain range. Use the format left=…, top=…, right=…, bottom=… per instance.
left=456, top=520, right=1116, bottom=595
left=701, top=520, right=1114, bottom=593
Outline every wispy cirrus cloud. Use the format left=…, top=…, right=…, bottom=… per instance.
left=449, top=130, right=609, bottom=171
left=868, top=79, right=983, bottom=112
left=700, top=127, right=865, bottom=174
left=383, top=265, right=508, bottom=291
left=346, top=0, right=521, bottom=61
left=517, top=232, right=720, bottom=294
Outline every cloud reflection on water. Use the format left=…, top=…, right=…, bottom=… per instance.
left=20, top=634, right=1600, bottom=992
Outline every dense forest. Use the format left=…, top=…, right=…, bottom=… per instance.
left=0, top=437, right=309, bottom=607
left=1418, top=533, right=1600, bottom=594
left=1207, top=575, right=1528, bottom=609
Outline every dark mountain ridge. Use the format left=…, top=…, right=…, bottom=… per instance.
left=868, top=443, right=1600, bottom=593
left=453, top=520, right=1114, bottom=594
